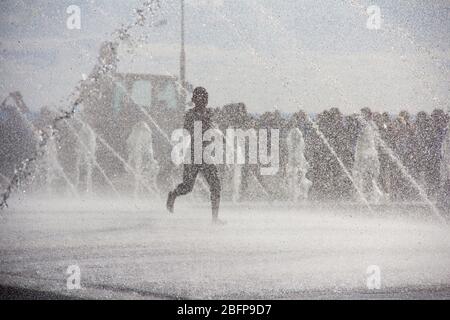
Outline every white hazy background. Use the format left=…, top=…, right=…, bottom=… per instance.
left=0, top=0, right=449, bottom=114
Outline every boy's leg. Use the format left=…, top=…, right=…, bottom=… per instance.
left=167, top=165, right=199, bottom=213
left=202, top=165, right=221, bottom=221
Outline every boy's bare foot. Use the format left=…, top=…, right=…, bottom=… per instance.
left=212, top=218, right=226, bottom=225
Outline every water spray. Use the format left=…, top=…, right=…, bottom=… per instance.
left=0, top=0, right=162, bottom=210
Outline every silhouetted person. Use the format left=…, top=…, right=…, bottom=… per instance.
left=0, top=93, right=37, bottom=179
left=374, top=111, right=393, bottom=196
left=166, top=87, right=223, bottom=224
left=429, top=109, right=449, bottom=198
left=413, top=111, right=434, bottom=194
left=390, top=111, right=417, bottom=200
left=310, top=108, right=348, bottom=200
left=439, top=118, right=450, bottom=214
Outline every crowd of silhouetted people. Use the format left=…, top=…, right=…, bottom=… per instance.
left=212, top=104, right=450, bottom=204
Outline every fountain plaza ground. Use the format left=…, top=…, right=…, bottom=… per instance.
left=0, top=196, right=449, bottom=300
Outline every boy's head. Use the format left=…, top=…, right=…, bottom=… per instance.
left=192, top=87, right=208, bottom=108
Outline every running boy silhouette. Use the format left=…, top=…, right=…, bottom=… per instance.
left=166, top=87, right=223, bottom=224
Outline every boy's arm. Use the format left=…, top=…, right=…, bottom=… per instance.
left=207, top=108, right=219, bottom=130
left=183, top=111, right=191, bottom=130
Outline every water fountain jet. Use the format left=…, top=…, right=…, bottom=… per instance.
left=286, top=128, right=312, bottom=202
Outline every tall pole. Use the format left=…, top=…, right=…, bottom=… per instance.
left=180, top=0, right=186, bottom=106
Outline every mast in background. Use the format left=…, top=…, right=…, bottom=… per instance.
left=180, top=0, right=186, bottom=106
